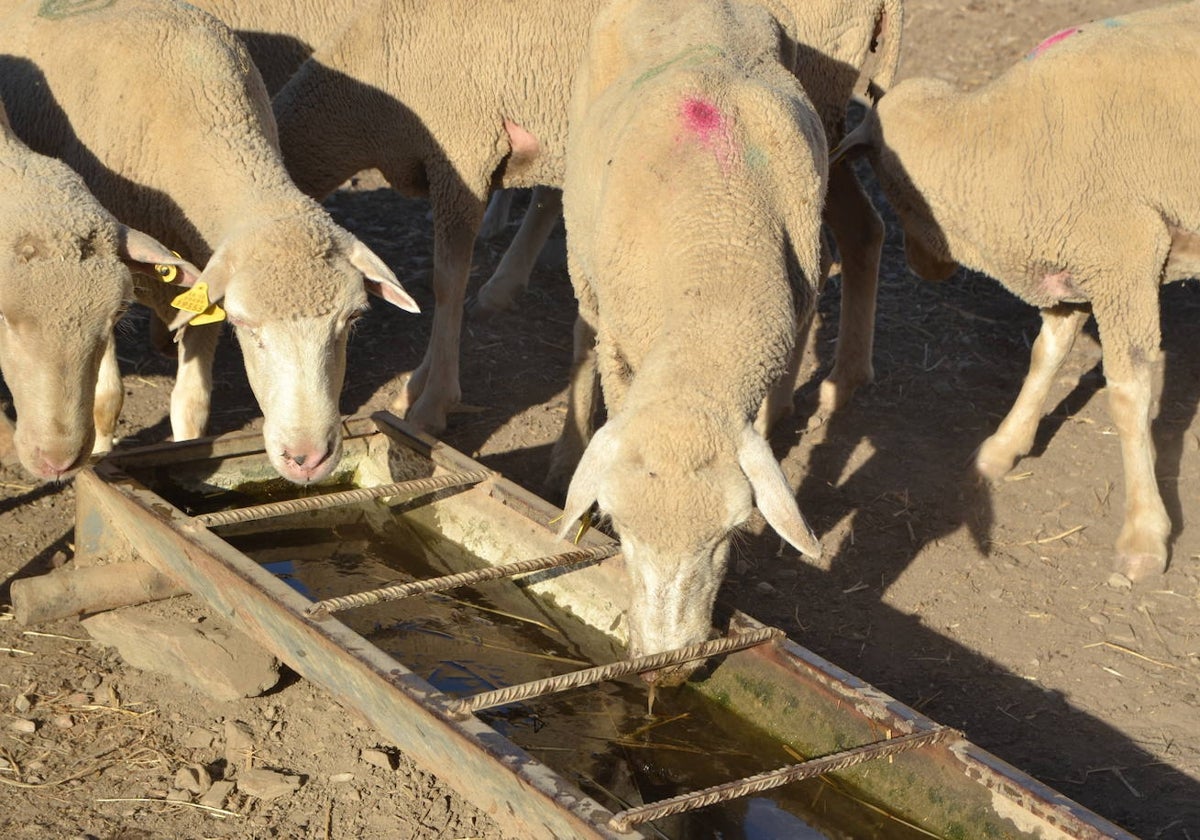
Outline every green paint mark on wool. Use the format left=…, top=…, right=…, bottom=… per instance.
left=633, top=44, right=725, bottom=88
left=39, top=0, right=114, bottom=19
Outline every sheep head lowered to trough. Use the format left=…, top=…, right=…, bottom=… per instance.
left=168, top=210, right=419, bottom=485
left=560, top=407, right=820, bottom=687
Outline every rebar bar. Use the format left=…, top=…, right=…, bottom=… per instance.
left=608, top=726, right=958, bottom=832
left=193, top=471, right=492, bottom=528
left=448, top=627, right=783, bottom=719
left=305, top=544, right=620, bottom=617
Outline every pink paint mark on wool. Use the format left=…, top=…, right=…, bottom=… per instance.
left=678, top=96, right=737, bottom=171
left=1027, top=27, right=1081, bottom=60
left=682, top=96, right=723, bottom=137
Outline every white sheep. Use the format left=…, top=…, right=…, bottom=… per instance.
left=0, top=97, right=197, bottom=480
left=835, top=1, right=1200, bottom=581
left=0, top=0, right=419, bottom=485
left=555, top=0, right=827, bottom=683
left=472, top=0, right=904, bottom=422
left=263, top=0, right=619, bottom=434
left=183, top=0, right=900, bottom=438
left=186, top=0, right=360, bottom=95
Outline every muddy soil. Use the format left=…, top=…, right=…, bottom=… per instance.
left=2, top=1, right=1196, bottom=838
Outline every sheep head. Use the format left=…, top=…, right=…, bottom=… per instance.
left=0, top=219, right=185, bottom=480
left=559, top=413, right=819, bottom=687
left=182, top=211, right=418, bottom=486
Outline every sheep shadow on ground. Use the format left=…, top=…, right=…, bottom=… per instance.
left=715, top=168, right=1200, bottom=835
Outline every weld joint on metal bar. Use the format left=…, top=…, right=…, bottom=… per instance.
left=304, top=544, right=620, bottom=618
left=448, top=627, right=783, bottom=719
left=608, top=726, right=959, bottom=832
left=193, top=470, right=492, bottom=528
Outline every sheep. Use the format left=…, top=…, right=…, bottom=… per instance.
left=0, top=0, right=419, bottom=486
left=834, top=1, right=1200, bottom=581
left=185, top=0, right=360, bottom=95
left=182, top=0, right=899, bottom=437
left=0, top=96, right=198, bottom=481
left=471, top=0, right=904, bottom=422
left=554, top=0, right=828, bottom=684
left=260, top=0, right=621, bottom=434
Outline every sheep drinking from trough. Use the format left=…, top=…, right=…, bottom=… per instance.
left=188, top=0, right=900, bottom=442
left=263, top=0, right=619, bottom=434
left=0, top=97, right=197, bottom=480
left=0, top=0, right=419, bottom=485
left=471, top=0, right=904, bottom=422
left=556, top=0, right=827, bottom=685
left=835, top=1, right=1200, bottom=581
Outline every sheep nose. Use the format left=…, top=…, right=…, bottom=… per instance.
left=31, top=447, right=81, bottom=480
left=281, top=442, right=332, bottom=481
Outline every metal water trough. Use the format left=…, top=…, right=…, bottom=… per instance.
left=61, top=411, right=1134, bottom=840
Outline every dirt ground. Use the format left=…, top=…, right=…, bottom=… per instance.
left=2, top=0, right=1197, bottom=837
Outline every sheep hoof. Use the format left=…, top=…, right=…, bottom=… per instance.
left=465, top=291, right=513, bottom=320
left=1114, top=551, right=1167, bottom=582
left=816, top=374, right=864, bottom=416
left=973, top=437, right=1021, bottom=483
left=468, top=282, right=523, bottom=319
left=401, top=394, right=451, bottom=436
left=1115, top=528, right=1169, bottom=581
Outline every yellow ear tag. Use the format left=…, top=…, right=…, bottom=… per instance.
left=548, top=509, right=594, bottom=545
left=572, top=511, right=593, bottom=545
left=154, top=250, right=184, bottom=284
left=186, top=303, right=227, bottom=326
left=171, top=282, right=213, bottom=314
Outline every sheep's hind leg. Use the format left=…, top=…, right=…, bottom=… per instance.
left=478, top=188, right=516, bottom=240
left=816, top=165, right=883, bottom=416
left=1093, top=294, right=1170, bottom=580
left=471, top=187, right=564, bottom=317
left=392, top=184, right=484, bottom=434
left=975, top=304, right=1088, bottom=480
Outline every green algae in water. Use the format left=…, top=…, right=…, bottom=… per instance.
left=123, top=465, right=361, bottom=518
left=221, top=511, right=938, bottom=840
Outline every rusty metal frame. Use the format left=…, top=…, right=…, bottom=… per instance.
left=71, top=412, right=1138, bottom=840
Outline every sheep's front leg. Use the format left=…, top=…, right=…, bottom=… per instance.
left=546, top=314, right=599, bottom=499
left=816, top=165, right=883, bottom=415
left=0, top=412, right=15, bottom=465
left=392, top=184, right=486, bottom=434
left=1093, top=295, right=1170, bottom=580
left=757, top=298, right=817, bottom=435
left=975, top=304, right=1089, bottom=480
left=472, top=187, right=564, bottom=316
left=92, top=334, right=123, bottom=455
left=171, top=321, right=221, bottom=440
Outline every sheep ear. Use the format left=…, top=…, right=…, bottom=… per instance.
left=167, top=245, right=234, bottom=332
left=558, top=422, right=621, bottom=542
left=737, top=426, right=821, bottom=560
left=349, top=238, right=420, bottom=314
left=117, top=225, right=203, bottom=288
left=829, top=116, right=874, bottom=166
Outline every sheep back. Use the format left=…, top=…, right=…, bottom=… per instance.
left=566, top=0, right=828, bottom=419
left=873, top=2, right=1200, bottom=301
left=0, top=0, right=283, bottom=262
